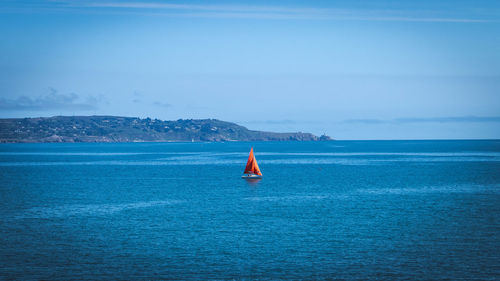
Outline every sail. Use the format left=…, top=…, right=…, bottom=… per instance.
left=244, top=147, right=262, bottom=175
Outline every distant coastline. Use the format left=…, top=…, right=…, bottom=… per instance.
left=0, top=116, right=332, bottom=143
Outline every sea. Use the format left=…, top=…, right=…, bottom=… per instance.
left=0, top=140, right=499, bottom=280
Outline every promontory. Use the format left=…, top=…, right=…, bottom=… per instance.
left=0, top=116, right=332, bottom=143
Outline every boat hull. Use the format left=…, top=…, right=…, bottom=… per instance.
left=242, top=174, right=262, bottom=179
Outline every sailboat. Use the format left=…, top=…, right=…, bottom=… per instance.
left=242, top=147, right=263, bottom=179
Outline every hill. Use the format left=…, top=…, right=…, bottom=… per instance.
left=0, top=116, right=332, bottom=143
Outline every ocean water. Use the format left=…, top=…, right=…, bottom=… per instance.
left=0, top=140, right=499, bottom=280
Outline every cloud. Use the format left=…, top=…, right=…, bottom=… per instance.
left=0, top=88, right=104, bottom=111
left=345, top=116, right=500, bottom=124
left=344, top=119, right=387, bottom=124
left=21, top=1, right=496, bottom=23
left=242, top=120, right=297, bottom=125
left=395, top=116, right=500, bottom=123
left=69, top=2, right=343, bottom=14
left=153, top=101, right=172, bottom=108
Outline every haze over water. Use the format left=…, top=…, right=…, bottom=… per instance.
left=1, top=140, right=499, bottom=279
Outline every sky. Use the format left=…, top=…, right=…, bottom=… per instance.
left=0, top=0, right=499, bottom=139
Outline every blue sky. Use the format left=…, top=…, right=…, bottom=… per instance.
left=0, top=0, right=499, bottom=139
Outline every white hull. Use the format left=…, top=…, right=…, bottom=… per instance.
left=242, top=174, right=262, bottom=179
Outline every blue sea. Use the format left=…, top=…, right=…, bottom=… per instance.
left=1, top=140, right=499, bottom=280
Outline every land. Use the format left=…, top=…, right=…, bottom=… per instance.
left=0, top=116, right=332, bottom=143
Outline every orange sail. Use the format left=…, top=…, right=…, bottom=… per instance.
left=243, top=147, right=262, bottom=176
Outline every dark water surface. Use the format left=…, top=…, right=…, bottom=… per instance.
left=1, top=140, right=499, bottom=280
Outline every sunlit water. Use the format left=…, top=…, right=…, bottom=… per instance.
left=1, top=140, right=499, bottom=280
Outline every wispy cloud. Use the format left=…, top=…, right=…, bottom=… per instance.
left=82, top=2, right=327, bottom=14
left=242, top=120, right=297, bottom=125
left=153, top=101, right=172, bottom=108
left=0, top=88, right=105, bottom=111
left=12, top=1, right=496, bottom=23
left=345, top=116, right=500, bottom=124
left=344, top=119, right=387, bottom=124
left=396, top=116, right=500, bottom=123
left=131, top=91, right=142, bottom=103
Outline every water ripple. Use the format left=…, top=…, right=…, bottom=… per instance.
left=358, top=185, right=500, bottom=195
left=13, top=200, right=184, bottom=219
left=245, top=195, right=329, bottom=202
